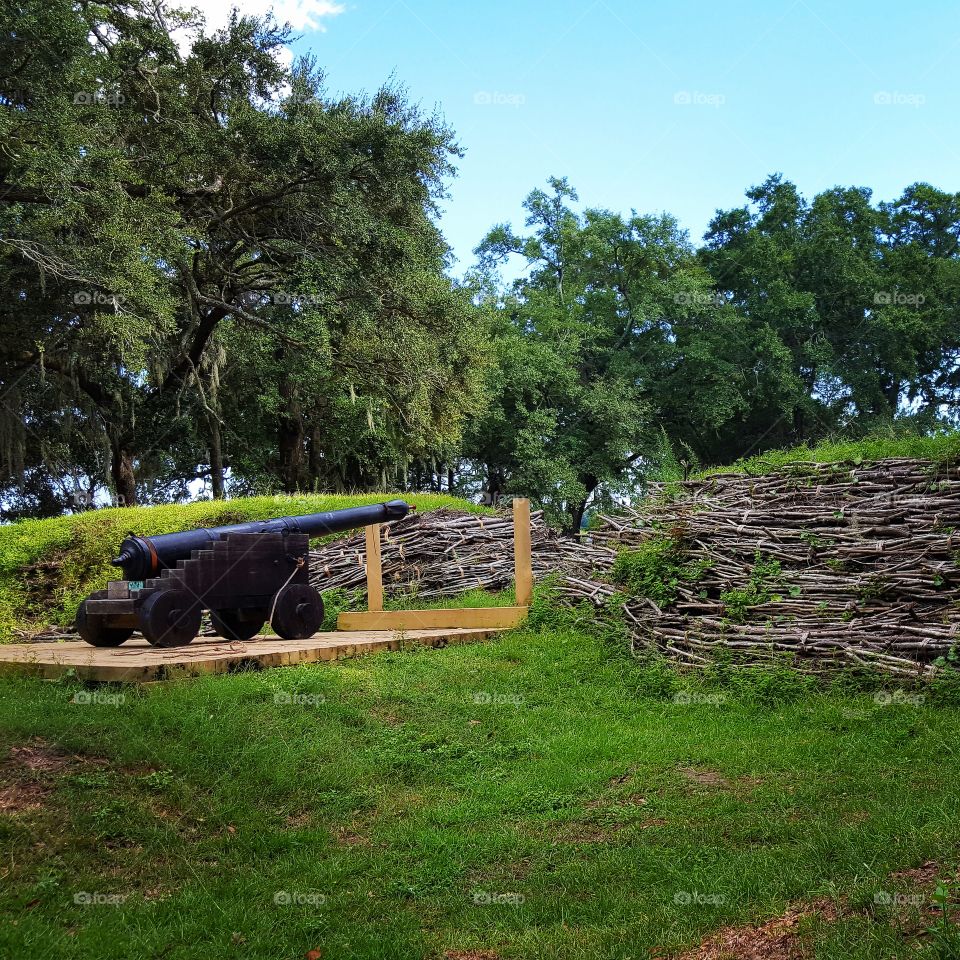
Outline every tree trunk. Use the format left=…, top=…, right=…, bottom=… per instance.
left=447, top=466, right=455, bottom=492
left=568, top=499, right=588, bottom=537
left=278, top=417, right=304, bottom=493
left=883, top=378, right=901, bottom=415
left=208, top=414, right=225, bottom=499
left=568, top=475, right=599, bottom=537
left=307, top=423, right=322, bottom=489
left=110, top=446, right=137, bottom=506
left=277, top=376, right=304, bottom=493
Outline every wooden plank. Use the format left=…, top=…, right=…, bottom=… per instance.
left=365, top=523, right=383, bottom=612
left=85, top=599, right=137, bottom=615
left=513, top=497, right=533, bottom=607
left=337, top=606, right=528, bottom=632
left=0, top=628, right=503, bottom=683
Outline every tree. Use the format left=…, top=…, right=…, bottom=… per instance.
left=0, top=0, right=487, bottom=507
left=468, top=178, right=732, bottom=532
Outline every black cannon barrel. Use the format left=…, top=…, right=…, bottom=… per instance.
left=111, top=500, right=412, bottom=581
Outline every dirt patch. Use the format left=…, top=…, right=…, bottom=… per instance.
left=284, top=812, right=313, bottom=829
left=7, top=741, right=73, bottom=773
left=673, top=897, right=840, bottom=960
left=671, top=860, right=956, bottom=959
left=0, top=781, right=49, bottom=813
left=0, top=740, right=77, bottom=814
left=554, top=822, right=616, bottom=844
left=678, top=766, right=730, bottom=788
left=444, top=951, right=500, bottom=960
left=370, top=707, right=404, bottom=727
left=889, top=860, right=941, bottom=886
left=333, top=827, right=370, bottom=847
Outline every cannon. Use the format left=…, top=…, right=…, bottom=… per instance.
left=74, top=500, right=412, bottom=648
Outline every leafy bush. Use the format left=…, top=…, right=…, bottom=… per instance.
left=720, top=552, right=783, bottom=623
left=610, top=536, right=711, bottom=609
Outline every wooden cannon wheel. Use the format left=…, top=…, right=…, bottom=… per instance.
left=270, top=584, right=324, bottom=640
left=140, top=589, right=202, bottom=648
left=75, top=593, right=134, bottom=648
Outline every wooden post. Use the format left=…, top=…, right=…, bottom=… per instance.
left=365, top=523, right=384, bottom=612
left=513, top=497, right=533, bottom=607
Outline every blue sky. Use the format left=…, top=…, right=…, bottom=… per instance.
left=254, top=0, right=959, bottom=272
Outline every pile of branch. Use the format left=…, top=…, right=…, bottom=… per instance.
left=313, top=459, right=960, bottom=676
left=310, top=508, right=614, bottom=600
left=571, top=459, right=960, bottom=677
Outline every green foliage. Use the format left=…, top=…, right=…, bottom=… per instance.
left=465, top=172, right=960, bottom=523
left=610, top=536, right=711, bottom=609
left=1, top=0, right=488, bottom=511
left=720, top=553, right=784, bottom=623
left=467, top=177, right=723, bottom=531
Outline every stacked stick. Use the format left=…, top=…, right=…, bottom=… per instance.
left=309, top=507, right=614, bottom=599
left=311, top=459, right=960, bottom=676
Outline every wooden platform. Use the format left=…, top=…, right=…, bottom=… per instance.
left=337, top=606, right=528, bottom=632
left=0, top=628, right=502, bottom=683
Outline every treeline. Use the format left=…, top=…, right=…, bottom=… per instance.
left=2, top=2, right=959, bottom=530
left=468, top=176, right=960, bottom=529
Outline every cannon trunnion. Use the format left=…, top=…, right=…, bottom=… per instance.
left=75, top=501, right=411, bottom=648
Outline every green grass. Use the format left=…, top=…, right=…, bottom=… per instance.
left=0, top=493, right=484, bottom=640
left=704, top=431, right=960, bottom=478
left=1, top=621, right=959, bottom=959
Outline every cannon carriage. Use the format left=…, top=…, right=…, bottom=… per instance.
left=75, top=501, right=411, bottom=648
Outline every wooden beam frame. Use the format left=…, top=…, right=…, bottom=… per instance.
left=337, top=498, right=533, bottom=632
left=513, top=497, right=533, bottom=606
left=365, top=523, right=384, bottom=611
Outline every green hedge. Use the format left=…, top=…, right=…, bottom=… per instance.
left=0, top=493, right=484, bottom=640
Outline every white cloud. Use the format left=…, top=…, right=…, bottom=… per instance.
left=188, top=0, right=346, bottom=32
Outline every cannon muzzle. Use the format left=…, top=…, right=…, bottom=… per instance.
left=111, top=499, right=412, bottom=581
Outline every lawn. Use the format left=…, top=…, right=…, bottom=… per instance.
left=1, top=620, right=959, bottom=959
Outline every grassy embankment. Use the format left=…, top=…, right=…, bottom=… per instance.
left=702, top=431, right=960, bottom=477
left=0, top=493, right=483, bottom=640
